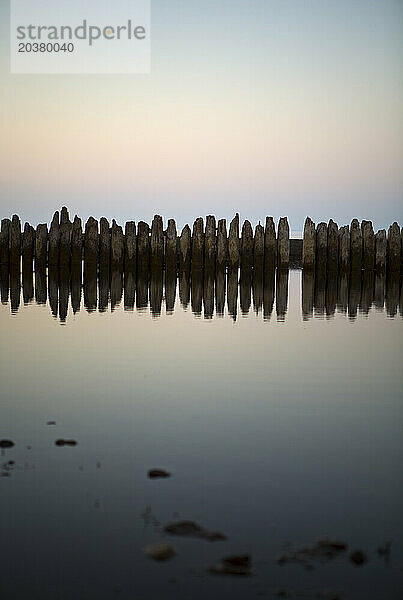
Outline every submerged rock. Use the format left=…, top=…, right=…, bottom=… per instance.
left=277, top=539, right=347, bottom=569
left=148, top=469, right=171, bottom=479
left=55, top=439, right=77, bottom=447
left=164, top=520, right=227, bottom=541
left=209, top=554, right=252, bottom=576
left=47, top=421, right=56, bottom=425
left=350, top=550, right=368, bottom=566
left=0, top=440, right=14, bottom=449
left=145, top=542, right=176, bottom=561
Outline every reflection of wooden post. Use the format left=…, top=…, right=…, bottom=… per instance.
left=302, top=217, right=315, bottom=270
left=240, top=220, right=253, bottom=270
left=327, top=219, right=339, bottom=272
left=165, top=219, right=177, bottom=272
left=111, top=219, right=124, bottom=272
left=204, top=215, right=216, bottom=271
left=374, top=272, right=385, bottom=310
left=277, top=217, right=289, bottom=269
left=337, top=272, right=348, bottom=314
left=386, top=270, right=399, bottom=317
left=165, top=268, right=176, bottom=314
left=215, top=268, right=225, bottom=316
left=217, top=219, right=227, bottom=270
left=10, top=215, right=22, bottom=266
left=316, top=222, right=327, bottom=270
left=348, top=269, right=361, bottom=320
left=228, top=214, right=240, bottom=269
left=48, top=211, right=60, bottom=266
left=276, top=268, right=288, bottom=320
left=253, top=223, right=264, bottom=275
left=191, top=217, right=204, bottom=270
left=71, top=263, right=82, bottom=314
left=325, top=270, right=337, bottom=318
left=227, top=267, right=238, bottom=321
left=302, top=269, right=314, bottom=320
left=387, top=222, right=400, bottom=272
left=203, top=270, right=214, bottom=319
left=360, top=270, right=374, bottom=315
left=263, top=267, right=275, bottom=321
left=137, top=221, right=150, bottom=276
left=99, top=217, right=111, bottom=272
left=338, top=226, right=350, bottom=273
left=375, top=229, right=386, bottom=273
left=179, top=225, right=191, bottom=275
left=264, top=217, right=276, bottom=271
left=179, top=270, right=190, bottom=308
left=191, top=268, right=203, bottom=316
left=362, top=220, right=375, bottom=271
left=151, top=215, right=164, bottom=271
left=58, top=267, right=70, bottom=323
left=35, top=264, right=47, bottom=305
left=314, top=267, right=326, bottom=316
left=350, top=219, right=362, bottom=271
left=10, top=261, right=21, bottom=313
left=125, top=221, right=137, bottom=275
left=59, top=207, right=72, bottom=267
left=71, top=217, right=82, bottom=266
left=0, top=219, right=11, bottom=265
left=124, top=271, right=136, bottom=311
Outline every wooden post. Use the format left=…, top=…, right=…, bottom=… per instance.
left=48, top=211, right=60, bottom=266
left=327, top=219, right=339, bottom=272
left=362, top=220, right=375, bottom=270
left=179, top=224, right=191, bottom=274
left=84, top=217, right=98, bottom=266
left=151, top=215, right=164, bottom=271
left=22, top=223, right=35, bottom=267
left=111, top=219, right=124, bottom=272
left=71, top=216, right=83, bottom=265
left=350, top=219, right=362, bottom=271
left=10, top=214, right=22, bottom=265
left=99, top=217, right=111, bottom=272
left=59, top=207, right=72, bottom=267
left=302, top=217, right=315, bottom=270
left=125, top=221, right=137, bottom=274
left=316, top=222, right=328, bottom=269
left=0, top=218, right=11, bottom=264
left=277, top=217, right=289, bottom=269
left=338, top=225, right=350, bottom=272
left=228, top=213, right=240, bottom=269
left=217, top=219, right=227, bottom=271
left=191, top=217, right=204, bottom=270
left=137, top=221, right=150, bottom=275
left=204, top=215, right=216, bottom=271
left=253, top=223, right=264, bottom=274
left=240, top=220, right=253, bottom=270
left=165, top=219, right=177, bottom=272
left=264, top=217, right=276, bottom=271
left=387, top=222, right=400, bottom=272
left=35, top=224, right=48, bottom=268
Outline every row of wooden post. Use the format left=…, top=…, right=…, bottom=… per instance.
left=0, top=208, right=401, bottom=274
left=302, top=217, right=402, bottom=273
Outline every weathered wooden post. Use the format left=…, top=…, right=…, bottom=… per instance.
left=35, top=224, right=48, bottom=268
left=264, top=216, right=277, bottom=271
left=165, top=219, right=177, bottom=272
left=59, top=207, right=72, bottom=267
left=350, top=219, right=362, bottom=271
left=151, top=215, right=164, bottom=271
left=191, top=217, right=204, bottom=270
left=124, top=221, right=137, bottom=275
left=228, top=213, right=240, bottom=269
left=0, top=218, right=11, bottom=264
left=387, top=222, right=400, bottom=272
left=137, top=221, right=150, bottom=275
left=48, top=211, right=60, bottom=266
left=22, top=223, right=35, bottom=267
left=327, top=219, right=339, bottom=272
left=10, top=214, right=22, bottom=265
left=277, top=217, right=289, bottom=269
left=204, top=215, right=216, bottom=271
left=111, top=219, right=124, bottom=272
left=253, top=223, right=264, bottom=275
left=361, top=220, right=375, bottom=271
left=84, top=217, right=98, bottom=266
left=338, top=225, right=350, bottom=272
left=99, top=217, right=111, bottom=272
left=71, top=216, right=82, bottom=265
left=179, top=224, right=191, bottom=275
left=240, top=220, right=253, bottom=270
left=316, top=222, right=328, bottom=269
left=217, top=219, right=228, bottom=271
left=302, top=217, right=315, bottom=271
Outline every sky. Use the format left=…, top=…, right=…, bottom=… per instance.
left=0, top=0, right=402, bottom=232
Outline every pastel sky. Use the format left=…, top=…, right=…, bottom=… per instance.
left=0, top=0, right=402, bottom=231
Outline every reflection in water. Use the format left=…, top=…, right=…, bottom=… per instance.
left=0, top=261, right=401, bottom=323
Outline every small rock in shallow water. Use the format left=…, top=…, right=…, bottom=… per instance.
left=47, top=421, right=56, bottom=425
left=145, top=542, right=176, bottom=561
left=164, top=520, right=226, bottom=541
left=209, top=555, right=252, bottom=576
left=148, top=469, right=171, bottom=479
left=0, top=440, right=14, bottom=449
left=55, top=439, right=77, bottom=446
left=350, top=550, right=368, bottom=566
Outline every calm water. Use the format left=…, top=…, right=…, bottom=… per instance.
left=1, top=267, right=402, bottom=599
